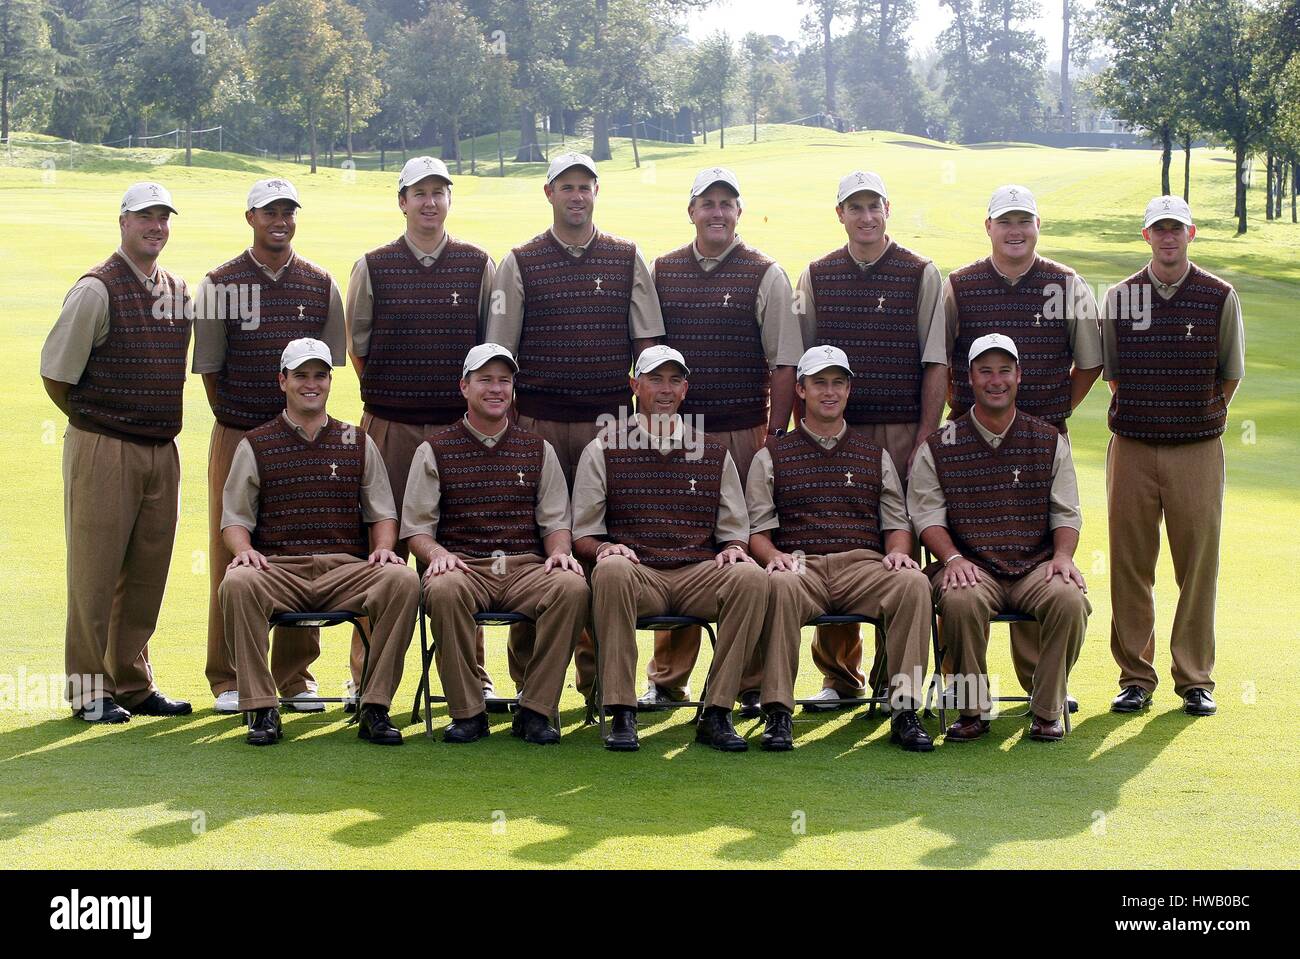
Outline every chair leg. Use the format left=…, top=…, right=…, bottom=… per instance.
left=589, top=619, right=606, bottom=740
left=410, top=608, right=429, bottom=724
left=694, top=623, right=719, bottom=724
left=931, top=607, right=947, bottom=732
left=868, top=623, right=885, bottom=717
left=1063, top=684, right=1072, bottom=735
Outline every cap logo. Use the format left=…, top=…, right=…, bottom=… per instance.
left=148, top=186, right=159, bottom=197
left=1162, top=199, right=1171, bottom=210
left=822, top=347, right=835, bottom=358
left=1008, top=188, right=1019, bottom=200
left=266, top=179, right=286, bottom=190
left=855, top=173, right=866, bottom=184
left=712, top=168, right=723, bottom=177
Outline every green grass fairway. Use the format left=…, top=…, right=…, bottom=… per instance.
left=1, top=126, right=1296, bottom=869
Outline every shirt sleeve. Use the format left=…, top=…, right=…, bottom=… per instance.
left=942, top=275, right=958, bottom=363
left=744, top=447, right=778, bottom=534
left=221, top=438, right=261, bottom=533
left=41, top=277, right=111, bottom=384
left=570, top=438, right=608, bottom=540
left=323, top=278, right=348, bottom=366
left=756, top=263, right=802, bottom=367
left=360, top=432, right=397, bottom=524
left=399, top=441, right=439, bottom=540
left=1048, top=434, right=1083, bottom=531
left=478, top=255, right=497, bottom=342
left=714, top=451, right=751, bottom=545
left=1099, top=282, right=1120, bottom=381
left=345, top=256, right=373, bottom=359
left=917, top=263, right=949, bottom=366
left=879, top=451, right=911, bottom=532
left=629, top=246, right=666, bottom=341
left=535, top=440, right=572, bottom=538
left=190, top=275, right=227, bottom=374
left=1067, top=272, right=1104, bottom=370
left=1218, top=288, right=1246, bottom=380
left=905, top=441, right=947, bottom=536
left=485, top=251, right=524, bottom=353
left=794, top=265, right=817, bottom=350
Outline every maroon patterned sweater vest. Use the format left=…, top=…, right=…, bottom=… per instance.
left=809, top=242, right=927, bottom=424
left=247, top=416, right=368, bottom=558
left=928, top=412, right=1058, bottom=578
left=770, top=428, right=884, bottom=555
left=949, top=256, right=1074, bottom=424
left=603, top=437, right=727, bottom=568
left=654, top=242, right=772, bottom=431
left=424, top=422, right=545, bottom=558
left=515, top=230, right=637, bottom=422
left=1108, top=264, right=1231, bottom=443
left=362, top=237, right=488, bottom=425
left=68, top=253, right=190, bottom=443
left=209, top=252, right=332, bottom=430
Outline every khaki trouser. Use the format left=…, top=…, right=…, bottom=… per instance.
left=219, top=553, right=420, bottom=711
left=760, top=550, right=932, bottom=713
left=645, top=423, right=769, bottom=697
left=930, top=560, right=1089, bottom=720
left=591, top=556, right=768, bottom=710
left=354, top=411, right=493, bottom=691
left=206, top=421, right=319, bottom=697
left=518, top=414, right=605, bottom=700
left=422, top=554, right=588, bottom=720
left=812, top=421, right=923, bottom=694
left=1107, top=434, right=1223, bottom=696
left=63, top=425, right=176, bottom=710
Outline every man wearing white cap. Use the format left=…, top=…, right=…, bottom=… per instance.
left=194, top=177, right=347, bottom=715
left=793, top=170, right=949, bottom=712
left=402, top=344, right=588, bottom=745
left=572, top=346, right=767, bottom=752
left=345, top=156, right=499, bottom=708
left=41, top=182, right=193, bottom=722
left=1101, top=196, right=1245, bottom=717
left=219, top=338, right=419, bottom=746
left=746, top=346, right=935, bottom=752
left=487, top=151, right=665, bottom=701
left=640, top=166, right=801, bottom=715
left=908, top=334, right=1089, bottom=742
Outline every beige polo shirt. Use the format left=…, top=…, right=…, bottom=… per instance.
left=651, top=235, right=802, bottom=368
left=398, top=418, right=571, bottom=543
left=794, top=239, right=948, bottom=366
left=745, top=420, right=912, bottom=538
left=484, top=226, right=665, bottom=353
left=571, top=414, right=749, bottom=546
left=346, top=232, right=498, bottom=358
left=41, top=247, right=189, bottom=384
left=907, top=410, right=1082, bottom=538
left=192, top=249, right=347, bottom=374
left=221, top=412, right=396, bottom=533
left=942, top=259, right=1104, bottom=370
left=1099, top=261, right=1245, bottom=381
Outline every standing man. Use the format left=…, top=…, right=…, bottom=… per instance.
left=193, top=178, right=347, bottom=715
left=794, top=170, right=949, bottom=710
left=487, top=152, right=665, bottom=701
left=641, top=166, right=801, bottom=715
left=1102, top=196, right=1244, bottom=717
left=219, top=339, right=420, bottom=747
left=944, top=184, right=1103, bottom=700
left=346, top=156, right=498, bottom=707
left=403, top=345, right=588, bottom=745
left=747, top=347, right=934, bottom=752
left=909, top=335, right=1089, bottom=742
left=41, top=181, right=193, bottom=722
left=573, top=347, right=767, bottom=752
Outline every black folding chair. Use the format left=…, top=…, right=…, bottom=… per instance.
left=260, top=611, right=370, bottom=715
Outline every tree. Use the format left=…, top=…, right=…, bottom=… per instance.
left=582, top=0, right=671, bottom=166
left=247, top=0, right=342, bottom=173
left=800, top=0, right=843, bottom=119
left=741, top=32, right=777, bottom=141
left=1061, top=0, right=1072, bottom=129
left=938, top=0, right=1046, bottom=141
left=322, top=0, right=380, bottom=162
left=0, top=0, right=50, bottom=141
left=841, top=0, right=930, bottom=134
left=690, top=30, right=736, bottom=147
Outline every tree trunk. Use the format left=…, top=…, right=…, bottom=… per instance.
left=380, top=145, right=385, bottom=172
left=1183, top=132, right=1191, bottom=202
left=753, top=101, right=758, bottom=142
left=308, top=107, right=318, bottom=174
left=515, top=106, right=543, bottom=162
left=185, top=117, right=192, bottom=166
left=345, top=82, right=354, bottom=160
left=720, top=105, right=726, bottom=149
left=822, top=12, right=836, bottom=115
left=399, top=126, right=407, bottom=163
left=1, top=74, right=9, bottom=142
left=497, top=127, right=504, bottom=176
left=630, top=116, right=640, bottom=167
left=453, top=118, right=462, bottom=175
left=1292, top=156, right=1298, bottom=223
left=592, top=0, right=611, bottom=161
left=470, top=127, right=476, bottom=175
left=1160, top=123, right=1171, bottom=196
left=1234, top=140, right=1247, bottom=235
left=441, top=122, right=460, bottom=163
left=1265, top=149, right=1274, bottom=220
left=1060, top=0, right=1071, bottom=133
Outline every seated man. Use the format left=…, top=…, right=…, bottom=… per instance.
left=573, top=346, right=768, bottom=753
left=403, top=344, right=589, bottom=745
left=909, top=334, right=1089, bottom=742
left=747, top=346, right=934, bottom=752
left=219, top=338, right=420, bottom=746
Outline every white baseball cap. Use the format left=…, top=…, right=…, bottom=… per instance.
left=546, top=151, right=597, bottom=184
left=1143, top=195, right=1194, bottom=228
left=690, top=166, right=741, bottom=201
left=398, top=155, right=453, bottom=191
left=634, top=345, right=691, bottom=377
left=968, top=333, right=1019, bottom=364
left=837, top=170, right=888, bottom=205
left=280, top=337, right=333, bottom=371
left=247, top=178, right=301, bottom=210
left=988, top=184, right=1037, bottom=219
left=120, top=182, right=178, bottom=215
left=462, top=343, right=519, bottom=379
left=797, top=345, right=855, bottom=378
